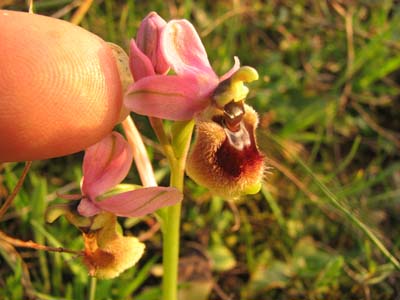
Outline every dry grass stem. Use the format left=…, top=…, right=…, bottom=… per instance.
left=0, top=161, right=32, bottom=220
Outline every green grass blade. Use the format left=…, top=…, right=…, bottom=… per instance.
left=296, top=154, right=400, bottom=271
left=30, top=174, right=51, bottom=292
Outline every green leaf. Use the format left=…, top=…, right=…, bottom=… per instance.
left=208, top=243, right=237, bottom=272
left=292, top=237, right=332, bottom=278
left=247, top=260, right=292, bottom=296
left=314, top=256, right=344, bottom=289
left=359, top=55, right=400, bottom=88
left=178, top=281, right=213, bottom=300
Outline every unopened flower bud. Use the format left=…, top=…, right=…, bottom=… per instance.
left=136, top=12, right=169, bottom=75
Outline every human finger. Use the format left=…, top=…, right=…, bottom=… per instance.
left=0, top=10, right=122, bottom=162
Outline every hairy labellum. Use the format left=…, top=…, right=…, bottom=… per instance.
left=186, top=104, right=265, bottom=198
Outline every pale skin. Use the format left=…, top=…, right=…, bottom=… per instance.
left=0, top=10, right=123, bottom=162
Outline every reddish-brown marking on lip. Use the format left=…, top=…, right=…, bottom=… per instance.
left=215, top=124, right=263, bottom=178
left=83, top=232, right=114, bottom=276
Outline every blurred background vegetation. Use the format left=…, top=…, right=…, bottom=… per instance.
left=1, top=0, right=400, bottom=299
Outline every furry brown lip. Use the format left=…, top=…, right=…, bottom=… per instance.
left=216, top=121, right=262, bottom=179
left=211, top=102, right=263, bottom=179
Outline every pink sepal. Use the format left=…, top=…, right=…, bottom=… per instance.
left=161, top=20, right=217, bottom=79
left=124, top=74, right=210, bottom=120
left=129, top=39, right=156, bottom=81
left=77, top=198, right=101, bottom=217
left=82, top=132, right=133, bottom=198
left=94, top=187, right=183, bottom=217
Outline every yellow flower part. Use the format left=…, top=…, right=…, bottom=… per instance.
left=213, top=66, right=259, bottom=108
left=82, top=213, right=145, bottom=279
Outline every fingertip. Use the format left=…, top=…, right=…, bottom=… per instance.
left=0, top=10, right=123, bottom=162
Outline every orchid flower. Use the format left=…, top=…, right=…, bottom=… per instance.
left=124, top=18, right=257, bottom=120
left=46, top=208, right=146, bottom=279
left=125, top=14, right=264, bottom=198
left=77, top=131, right=182, bottom=217
left=45, top=131, right=178, bottom=279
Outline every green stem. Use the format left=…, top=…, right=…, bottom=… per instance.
left=89, top=277, right=97, bottom=300
left=150, top=118, right=194, bottom=300
left=162, top=163, right=183, bottom=300
left=149, top=117, right=176, bottom=160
